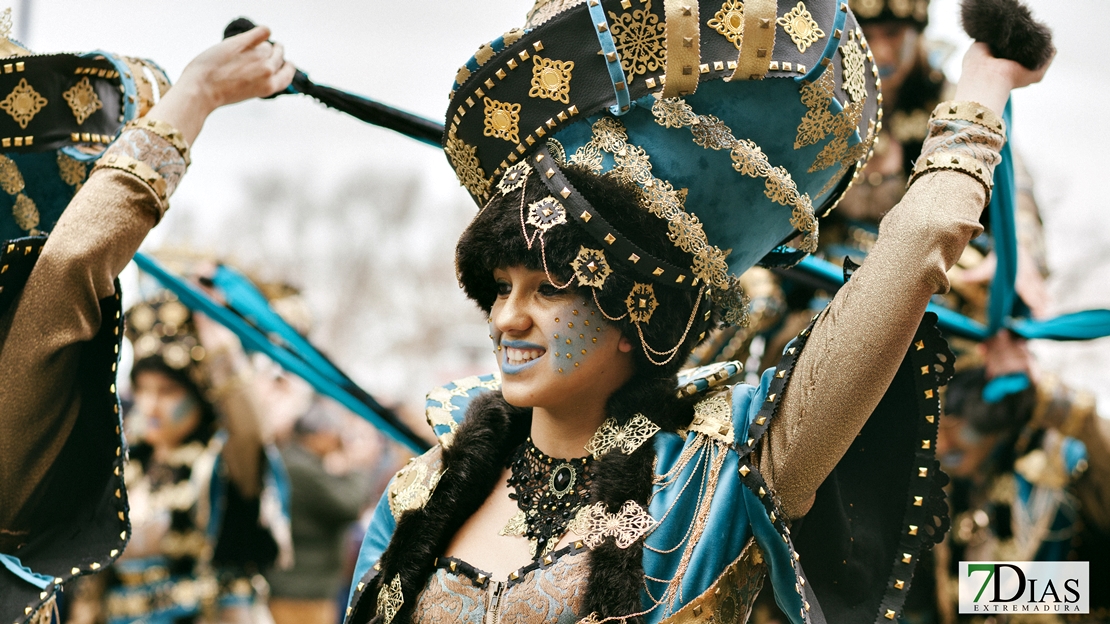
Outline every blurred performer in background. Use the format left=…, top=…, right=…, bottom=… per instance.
left=65, top=291, right=293, bottom=624
left=266, top=402, right=374, bottom=624
left=904, top=332, right=1110, bottom=623
left=0, top=23, right=294, bottom=624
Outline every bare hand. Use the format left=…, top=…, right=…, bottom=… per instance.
left=981, top=329, right=1037, bottom=381
left=953, top=42, right=1054, bottom=115
left=145, top=25, right=296, bottom=146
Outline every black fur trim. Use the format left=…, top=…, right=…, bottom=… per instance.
left=960, top=0, right=1054, bottom=70
left=354, top=393, right=531, bottom=624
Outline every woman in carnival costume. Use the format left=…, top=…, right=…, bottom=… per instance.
left=65, top=287, right=293, bottom=624
left=343, top=0, right=1051, bottom=623
left=0, top=21, right=294, bottom=624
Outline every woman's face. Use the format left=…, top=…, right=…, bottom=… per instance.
left=490, top=266, right=635, bottom=411
left=860, top=21, right=918, bottom=88
left=132, top=369, right=203, bottom=449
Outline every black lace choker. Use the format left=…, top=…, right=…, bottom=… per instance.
left=504, top=437, right=595, bottom=558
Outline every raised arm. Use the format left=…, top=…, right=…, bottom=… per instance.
left=760, top=43, right=1052, bottom=518
left=0, top=27, right=293, bottom=531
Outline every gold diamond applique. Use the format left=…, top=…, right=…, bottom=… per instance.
left=63, top=77, right=103, bottom=125
left=0, top=78, right=48, bottom=129
left=483, top=97, right=521, bottom=144
left=777, top=2, right=825, bottom=54
left=584, top=413, right=661, bottom=459
left=708, top=0, right=746, bottom=50
left=529, top=55, right=574, bottom=104
left=570, top=246, right=612, bottom=289
left=376, top=575, right=404, bottom=624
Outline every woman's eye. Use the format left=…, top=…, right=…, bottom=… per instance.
left=538, top=283, right=559, bottom=297
left=495, top=281, right=511, bottom=296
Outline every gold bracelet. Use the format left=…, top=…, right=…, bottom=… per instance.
left=92, top=153, right=168, bottom=207
left=908, top=151, right=993, bottom=203
left=125, top=117, right=191, bottom=167
left=930, top=101, right=1006, bottom=135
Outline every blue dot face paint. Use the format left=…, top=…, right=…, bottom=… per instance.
left=169, top=392, right=200, bottom=424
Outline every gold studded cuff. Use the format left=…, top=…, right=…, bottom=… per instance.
left=92, top=153, right=168, bottom=209
left=125, top=117, right=191, bottom=167
left=930, top=101, right=1006, bottom=135
left=908, top=151, right=993, bottom=203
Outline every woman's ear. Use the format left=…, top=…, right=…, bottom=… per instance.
left=618, top=334, right=634, bottom=353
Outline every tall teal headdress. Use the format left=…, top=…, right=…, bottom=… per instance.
left=0, top=8, right=170, bottom=242
left=444, top=0, right=880, bottom=329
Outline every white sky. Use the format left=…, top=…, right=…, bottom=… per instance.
left=21, top=0, right=1110, bottom=408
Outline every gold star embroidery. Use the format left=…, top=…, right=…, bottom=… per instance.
left=63, top=77, right=103, bottom=125
left=0, top=78, right=48, bottom=129
left=708, top=0, right=746, bottom=50
left=529, top=55, right=574, bottom=104
left=483, top=97, right=521, bottom=144
left=585, top=413, right=661, bottom=459
left=777, top=2, right=825, bottom=54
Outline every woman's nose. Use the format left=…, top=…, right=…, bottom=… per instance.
left=493, top=291, right=533, bottom=335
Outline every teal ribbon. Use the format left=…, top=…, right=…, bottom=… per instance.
left=987, top=99, right=1018, bottom=335
left=982, top=373, right=1030, bottom=404
left=131, top=253, right=429, bottom=454
left=0, top=553, right=53, bottom=589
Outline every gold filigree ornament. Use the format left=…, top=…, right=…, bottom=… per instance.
left=607, top=0, right=666, bottom=79
left=498, top=161, right=532, bottom=194
left=499, top=509, right=528, bottom=537
left=708, top=0, right=746, bottom=50
left=625, top=282, right=659, bottom=323
left=840, top=29, right=867, bottom=104
left=483, top=97, right=521, bottom=144
left=529, top=55, right=574, bottom=104
left=445, top=136, right=492, bottom=199
left=776, top=2, right=825, bottom=54
left=584, top=412, right=661, bottom=459
left=526, top=196, right=568, bottom=231
left=688, top=390, right=735, bottom=444
left=0, top=78, right=47, bottom=129
left=574, top=500, right=657, bottom=549
left=376, top=575, right=404, bottom=624
left=387, top=455, right=444, bottom=521
left=63, top=77, right=103, bottom=125
left=571, top=246, right=613, bottom=288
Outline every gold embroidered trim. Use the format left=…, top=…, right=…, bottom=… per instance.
left=607, top=0, right=667, bottom=79
left=777, top=1, right=825, bottom=54
left=572, top=500, right=657, bottom=549
left=425, top=377, right=501, bottom=446
left=652, top=98, right=819, bottom=252
left=483, top=97, right=521, bottom=144
left=92, top=153, right=168, bottom=206
left=0, top=78, right=46, bottom=129
left=708, top=0, right=746, bottom=50
left=126, top=117, right=192, bottom=167
left=908, top=151, right=993, bottom=202
left=840, top=29, right=867, bottom=104
left=63, top=77, right=102, bottom=125
left=377, top=575, right=404, bottom=624
left=0, top=153, right=37, bottom=234
left=446, top=136, right=492, bottom=199
left=57, top=152, right=87, bottom=190
left=661, top=0, right=701, bottom=98
left=688, top=389, right=734, bottom=444
left=930, top=100, right=1006, bottom=135
left=0, top=153, right=25, bottom=195
left=730, top=0, right=777, bottom=81
left=584, top=412, right=662, bottom=459
left=573, top=116, right=733, bottom=288
left=529, top=55, right=575, bottom=104
left=656, top=538, right=766, bottom=623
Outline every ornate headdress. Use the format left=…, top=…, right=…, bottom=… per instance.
left=125, top=292, right=210, bottom=393
left=0, top=7, right=169, bottom=241
left=447, top=0, right=880, bottom=364
left=848, top=0, right=929, bottom=28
